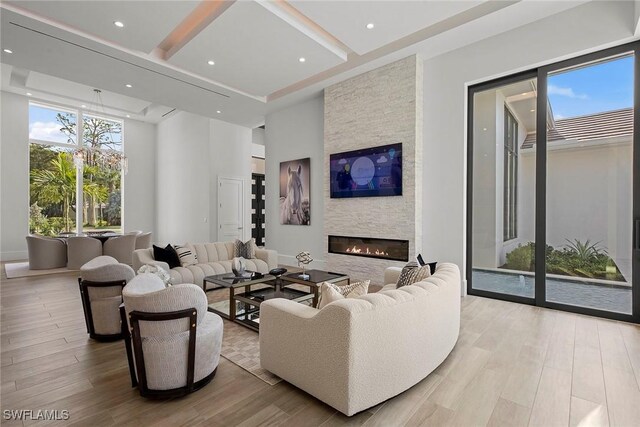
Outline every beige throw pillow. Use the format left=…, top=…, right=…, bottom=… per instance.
left=317, top=280, right=370, bottom=309
left=174, top=244, right=198, bottom=267
left=396, top=261, right=431, bottom=288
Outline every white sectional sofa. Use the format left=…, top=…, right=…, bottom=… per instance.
left=133, top=241, right=278, bottom=287
left=259, top=263, right=461, bottom=416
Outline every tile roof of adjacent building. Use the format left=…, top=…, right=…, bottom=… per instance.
left=521, top=107, right=633, bottom=149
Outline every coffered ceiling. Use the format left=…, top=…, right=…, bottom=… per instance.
left=0, top=0, right=603, bottom=126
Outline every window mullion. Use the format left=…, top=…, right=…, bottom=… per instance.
left=76, top=113, right=84, bottom=234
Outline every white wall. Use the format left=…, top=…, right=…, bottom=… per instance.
left=209, top=119, right=253, bottom=242
left=518, top=142, right=633, bottom=281
left=422, top=0, right=635, bottom=282
left=122, top=118, right=156, bottom=236
left=156, top=111, right=211, bottom=244
left=252, top=127, right=265, bottom=146
left=265, top=95, right=325, bottom=267
left=0, top=91, right=29, bottom=260
left=155, top=112, right=253, bottom=245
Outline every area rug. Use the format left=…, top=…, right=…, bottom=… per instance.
left=4, top=262, right=78, bottom=279
left=220, top=319, right=282, bottom=385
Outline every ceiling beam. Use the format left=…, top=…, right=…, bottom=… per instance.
left=256, top=0, right=349, bottom=62
left=158, top=0, right=236, bottom=60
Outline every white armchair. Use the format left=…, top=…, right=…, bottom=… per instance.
left=260, top=263, right=461, bottom=416
left=79, top=255, right=135, bottom=341
left=121, top=273, right=223, bottom=398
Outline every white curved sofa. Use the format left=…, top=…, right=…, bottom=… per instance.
left=259, top=263, right=461, bottom=416
left=133, top=241, right=278, bottom=287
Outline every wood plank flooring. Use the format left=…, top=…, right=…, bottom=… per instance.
left=1, top=268, right=640, bottom=426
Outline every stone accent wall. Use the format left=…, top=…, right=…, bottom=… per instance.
left=324, top=55, right=423, bottom=284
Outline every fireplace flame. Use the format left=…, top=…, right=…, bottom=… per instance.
left=345, top=245, right=389, bottom=257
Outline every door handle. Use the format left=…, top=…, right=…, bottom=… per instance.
left=238, top=227, right=243, bottom=230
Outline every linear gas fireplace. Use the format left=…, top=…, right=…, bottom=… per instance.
left=328, top=235, right=409, bottom=262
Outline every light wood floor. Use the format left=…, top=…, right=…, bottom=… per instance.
left=2, top=269, right=640, bottom=427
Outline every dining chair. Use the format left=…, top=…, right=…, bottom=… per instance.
left=67, top=236, right=103, bottom=269
left=103, top=234, right=137, bottom=265
left=26, top=235, right=67, bottom=269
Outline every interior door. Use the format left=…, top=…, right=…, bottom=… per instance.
left=218, top=177, right=245, bottom=242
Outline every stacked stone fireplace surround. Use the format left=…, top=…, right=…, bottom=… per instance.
left=324, top=55, right=424, bottom=284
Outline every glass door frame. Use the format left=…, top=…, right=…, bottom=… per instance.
left=467, top=41, right=640, bottom=323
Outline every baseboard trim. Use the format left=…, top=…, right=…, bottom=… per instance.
left=1, top=251, right=28, bottom=262
left=278, top=254, right=327, bottom=271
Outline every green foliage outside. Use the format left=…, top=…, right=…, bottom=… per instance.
left=29, top=112, right=122, bottom=236
left=502, top=240, right=625, bottom=282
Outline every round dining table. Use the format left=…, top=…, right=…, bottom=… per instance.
left=57, top=232, right=122, bottom=244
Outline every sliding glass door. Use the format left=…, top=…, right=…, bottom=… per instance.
left=469, top=73, right=538, bottom=303
left=468, top=42, right=640, bottom=322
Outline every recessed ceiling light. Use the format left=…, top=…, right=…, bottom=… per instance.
left=207, top=60, right=215, bottom=66
left=3, top=49, right=12, bottom=54
left=126, top=114, right=130, bottom=118
left=521, top=92, right=527, bottom=96
left=125, top=84, right=132, bottom=88
left=26, top=92, right=32, bottom=96
left=298, top=57, right=306, bottom=63
left=114, top=21, right=124, bottom=28
left=530, top=109, right=535, bottom=112
left=81, top=104, right=87, bottom=108
left=216, top=110, right=221, bottom=114
left=482, top=128, right=487, bottom=131
left=366, top=23, right=374, bottom=29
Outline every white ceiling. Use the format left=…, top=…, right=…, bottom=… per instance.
left=0, top=0, right=620, bottom=128
left=169, top=1, right=345, bottom=97
left=4, top=0, right=198, bottom=53
left=0, top=64, right=169, bottom=122
left=291, top=0, right=483, bottom=55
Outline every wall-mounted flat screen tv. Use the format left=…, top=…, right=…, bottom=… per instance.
left=330, top=143, right=402, bottom=199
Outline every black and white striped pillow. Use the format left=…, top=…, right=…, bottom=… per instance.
left=174, top=244, right=198, bottom=267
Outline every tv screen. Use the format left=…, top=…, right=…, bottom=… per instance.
left=330, top=143, right=402, bottom=199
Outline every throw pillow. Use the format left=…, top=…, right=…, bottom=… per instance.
left=396, top=261, right=431, bottom=288
left=174, top=244, right=198, bottom=267
left=234, top=239, right=256, bottom=259
left=152, top=244, right=181, bottom=269
left=417, top=254, right=438, bottom=274
left=317, top=280, right=370, bottom=309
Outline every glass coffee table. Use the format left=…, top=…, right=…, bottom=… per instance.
left=279, top=270, right=351, bottom=308
left=203, top=272, right=314, bottom=331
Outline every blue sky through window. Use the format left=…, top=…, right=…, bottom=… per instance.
left=29, top=104, right=122, bottom=147
left=29, top=104, right=76, bottom=144
left=548, top=55, right=633, bottom=119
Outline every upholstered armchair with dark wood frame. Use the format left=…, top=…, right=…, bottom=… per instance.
left=79, top=256, right=135, bottom=341
left=121, top=273, right=223, bottom=398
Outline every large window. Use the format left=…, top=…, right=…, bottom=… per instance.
left=503, top=107, right=518, bottom=241
left=29, top=102, right=124, bottom=236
